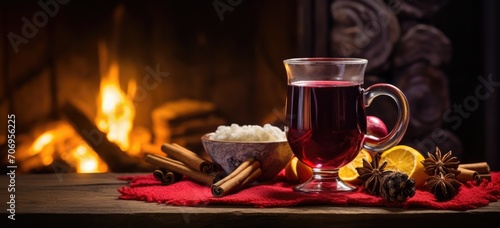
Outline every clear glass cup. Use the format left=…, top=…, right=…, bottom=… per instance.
left=283, top=58, right=409, bottom=193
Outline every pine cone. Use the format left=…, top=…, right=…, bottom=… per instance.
left=421, top=147, right=460, bottom=176
left=356, top=154, right=393, bottom=195
left=380, top=172, right=416, bottom=202
left=426, top=172, right=462, bottom=201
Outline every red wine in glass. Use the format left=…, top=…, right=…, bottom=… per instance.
left=283, top=57, right=409, bottom=193
left=286, top=81, right=366, bottom=170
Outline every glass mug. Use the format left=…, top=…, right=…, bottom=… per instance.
left=283, top=58, right=409, bottom=193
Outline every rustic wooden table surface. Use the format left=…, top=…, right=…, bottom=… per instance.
left=1, top=173, right=499, bottom=227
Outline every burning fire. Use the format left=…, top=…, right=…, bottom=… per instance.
left=95, top=61, right=137, bottom=153
left=67, top=144, right=108, bottom=173
left=16, top=5, right=151, bottom=174
left=21, top=43, right=139, bottom=173
left=21, top=121, right=109, bottom=173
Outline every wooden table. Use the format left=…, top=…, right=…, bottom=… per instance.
left=1, top=173, right=499, bottom=227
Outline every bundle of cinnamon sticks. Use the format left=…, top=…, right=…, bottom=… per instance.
left=144, top=143, right=215, bottom=186
left=456, top=162, right=491, bottom=185
left=144, top=143, right=262, bottom=197
left=153, top=168, right=183, bottom=185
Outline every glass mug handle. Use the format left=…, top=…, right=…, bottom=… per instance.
left=363, top=83, right=410, bottom=153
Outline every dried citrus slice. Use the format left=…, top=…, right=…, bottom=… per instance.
left=380, top=145, right=428, bottom=188
left=339, top=149, right=373, bottom=184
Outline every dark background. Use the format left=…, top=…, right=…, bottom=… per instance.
left=1, top=0, right=499, bottom=171
left=435, top=0, right=499, bottom=170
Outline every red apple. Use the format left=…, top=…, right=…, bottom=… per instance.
left=366, top=116, right=388, bottom=137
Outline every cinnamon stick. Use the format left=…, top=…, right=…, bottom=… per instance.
left=153, top=169, right=165, bottom=182
left=153, top=169, right=183, bottom=185
left=163, top=171, right=183, bottom=184
left=161, top=143, right=215, bottom=174
left=144, top=154, right=214, bottom=186
left=213, top=171, right=228, bottom=184
left=479, top=173, right=492, bottom=182
left=458, top=162, right=490, bottom=174
left=212, top=158, right=262, bottom=198
left=456, top=167, right=481, bottom=185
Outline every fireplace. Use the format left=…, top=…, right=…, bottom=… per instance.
left=1, top=0, right=298, bottom=173
left=1, top=0, right=499, bottom=173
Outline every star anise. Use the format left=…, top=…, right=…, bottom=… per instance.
left=426, top=172, right=462, bottom=201
left=421, top=147, right=460, bottom=176
left=356, top=153, right=393, bottom=196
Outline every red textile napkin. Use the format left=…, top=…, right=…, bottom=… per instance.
left=117, top=171, right=500, bottom=210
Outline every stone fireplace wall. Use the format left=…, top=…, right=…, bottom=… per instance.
left=0, top=1, right=299, bottom=173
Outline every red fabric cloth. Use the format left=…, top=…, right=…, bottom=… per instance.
left=118, top=171, right=500, bottom=210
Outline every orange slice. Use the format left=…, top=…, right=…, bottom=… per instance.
left=284, top=156, right=313, bottom=183
left=284, top=156, right=300, bottom=182
left=380, top=145, right=428, bottom=188
left=339, top=149, right=373, bottom=185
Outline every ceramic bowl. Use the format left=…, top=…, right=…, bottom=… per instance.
left=201, top=133, right=294, bottom=181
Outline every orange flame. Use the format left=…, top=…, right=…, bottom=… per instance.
left=28, top=122, right=108, bottom=173
left=95, top=46, right=136, bottom=152
left=24, top=39, right=140, bottom=173
left=71, top=144, right=108, bottom=173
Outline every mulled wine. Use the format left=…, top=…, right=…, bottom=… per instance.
left=286, top=81, right=366, bottom=169
left=283, top=57, right=409, bottom=193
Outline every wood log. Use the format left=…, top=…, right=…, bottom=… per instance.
left=168, top=115, right=226, bottom=138
left=330, top=0, right=400, bottom=73
left=62, top=102, right=153, bottom=172
left=395, top=62, right=450, bottom=138
left=393, top=24, right=452, bottom=69
left=151, top=99, right=222, bottom=145
left=151, top=99, right=227, bottom=154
